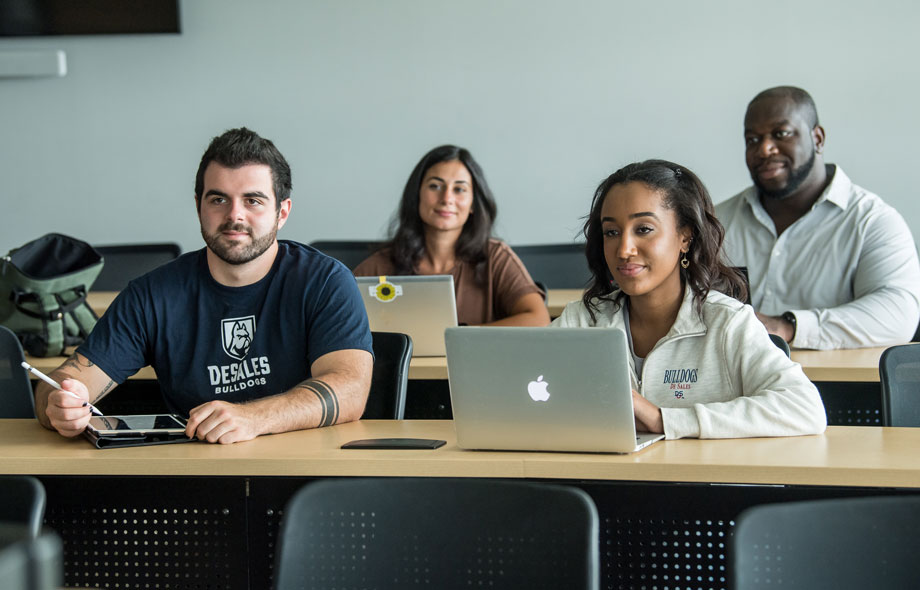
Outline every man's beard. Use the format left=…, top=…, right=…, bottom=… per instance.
left=756, top=150, right=816, bottom=200
left=202, top=221, right=278, bottom=265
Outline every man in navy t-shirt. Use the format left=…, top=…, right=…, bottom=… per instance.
left=35, top=128, right=374, bottom=444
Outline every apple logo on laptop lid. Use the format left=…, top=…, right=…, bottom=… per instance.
left=527, top=375, right=551, bottom=402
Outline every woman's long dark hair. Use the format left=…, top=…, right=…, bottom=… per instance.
left=385, top=145, right=498, bottom=276
left=581, top=159, right=747, bottom=321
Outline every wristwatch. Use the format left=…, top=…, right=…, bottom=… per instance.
left=781, top=311, right=797, bottom=341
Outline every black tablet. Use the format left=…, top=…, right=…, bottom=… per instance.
left=86, top=414, right=187, bottom=436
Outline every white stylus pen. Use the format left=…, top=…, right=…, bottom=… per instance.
left=21, top=361, right=104, bottom=416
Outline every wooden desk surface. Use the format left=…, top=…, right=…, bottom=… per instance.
left=547, top=288, right=582, bottom=317
left=1, top=420, right=917, bottom=489
left=87, top=290, right=117, bottom=317
left=27, top=291, right=887, bottom=384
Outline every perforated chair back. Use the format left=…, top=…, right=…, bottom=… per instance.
left=309, top=240, right=382, bottom=271
left=0, top=326, right=35, bottom=419
left=880, top=343, right=920, bottom=426
left=362, top=332, right=411, bottom=419
left=0, top=476, right=46, bottom=538
left=275, top=478, right=599, bottom=590
left=92, top=243, right=181, bottom=291
left=732, top=495, right=920, bottom=589
left=768, top=333, right=791, bottom=357
left=511, top=243, right=590, bottom=289
left=0, top=523, right=63, bottom=590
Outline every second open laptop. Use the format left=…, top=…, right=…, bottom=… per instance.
left=356, top=275, right=457, bottom=356
left=445, top=326, right=665, bottom=453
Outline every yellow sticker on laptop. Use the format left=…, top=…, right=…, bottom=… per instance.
left=371, top=275, right=403, bottom=302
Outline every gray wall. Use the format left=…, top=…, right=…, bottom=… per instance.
left=1, top=0, right=917, bottom=256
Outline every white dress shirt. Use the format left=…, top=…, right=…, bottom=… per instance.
left=716, top=165, right=920, bottom=350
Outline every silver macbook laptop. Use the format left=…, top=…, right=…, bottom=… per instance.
left=445, top=327, right=665, bottom=453
left=356, top=275, right=458, bottom=356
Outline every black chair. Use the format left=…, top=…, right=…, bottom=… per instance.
left=879, top=343, right=920, bottom=426
left=732, top=495, right=920, bottom=589
left=274, top=478, right=599, bottom=590
left=0, top=476, right=46, bottom=538
left=0, top=326, right=35, bottom=419
left=0, top=523, right=63, bottom=590
left=511, top=243, right=590, bottom=289
left=362, top=332, right=412, bottom=419
left=768, top=333, right=791, bottom=357
left=309, top=240, right=382, bottom=271
left=92, top=243, right=181, bottom=291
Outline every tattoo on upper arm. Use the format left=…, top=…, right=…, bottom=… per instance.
left=297, top=378, right=340, bottom=427
left=62, top=354, right=95, bottom=373
left=62, top=354, right=81, bottom=372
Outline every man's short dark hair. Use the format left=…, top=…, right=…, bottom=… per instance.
left=748, top=86, right=820, bottom=129
left=194, top=127, right=292, bottom=211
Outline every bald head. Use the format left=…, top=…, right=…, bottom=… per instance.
left=743, top=86, right=827, bottom=202
left=747, top=86, right=819, bottom=129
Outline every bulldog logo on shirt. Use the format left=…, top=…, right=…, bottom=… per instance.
left=221, top=316, right=256, bottom=360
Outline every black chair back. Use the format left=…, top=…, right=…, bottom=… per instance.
left=362, top=332, right=411, bottom=419
left=511, top=243, right=590, bottom=289
left=880, top=343, right=920, bottom=426
left=0, top=326, right=35, bottom=419
left=274, top=478, right=599, bottom=590
left=732, top=495, right=920, bottom=589
left=309, top=240, right=382, bottom=271
left=0, top=476, right=46, bottom=538
left=768, top=333, right=791, bottom=357
left=92, top=243, right=181, bottom=291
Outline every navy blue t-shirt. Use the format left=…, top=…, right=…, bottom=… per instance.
left=78, top=241, right=373, bottom=416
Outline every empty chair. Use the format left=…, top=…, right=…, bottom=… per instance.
left=274, top=478, right=599, bottom=590
left=768, top=333, right=791, bottom=357
left=92, top=243, right=181, bottom=291
left=879, top=343, right=920, bottom=426
left=309, top=240, right=382, bottom=271
left=0, top=326, right=35, bottom=419
left=0, top=476, right=46, bottom=538
left=362, top=332, right=412, bottom=419
left=511, top=243, right=590, bottom=289
left=732, top=495, right=920, bottom=590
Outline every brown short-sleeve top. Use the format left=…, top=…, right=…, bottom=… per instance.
left=353, top=239, right=544, bottom=325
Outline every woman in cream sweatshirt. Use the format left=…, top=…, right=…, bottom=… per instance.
left=553, top=160, right=826, bottom=439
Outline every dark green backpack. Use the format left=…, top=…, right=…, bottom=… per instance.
left=0, top=233, right=104, bottom=357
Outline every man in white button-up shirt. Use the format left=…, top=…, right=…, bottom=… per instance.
left=716, top=86, right=920, bottom=350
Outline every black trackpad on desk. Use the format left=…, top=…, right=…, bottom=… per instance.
left=341, top=438, right=446, bottom=450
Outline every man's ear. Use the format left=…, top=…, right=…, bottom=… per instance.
left=194, top=194, right=201, bottom=214
left=813, top=124, right=826, bottom=154
left=276, top=197, right=292, bottom=229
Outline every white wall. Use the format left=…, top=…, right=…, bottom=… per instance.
left=1, top=0, right=917, bottom=255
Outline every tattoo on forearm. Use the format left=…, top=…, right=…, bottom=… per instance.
left=94, top=380, right=116, bottom=403
left=297, top=378, right=340, bottom=427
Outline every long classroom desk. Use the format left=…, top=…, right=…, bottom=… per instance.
left=1, top=419, right=918, bottom=590
left=30, top=290, right=888, bottom=383
left=31, top=290, right=891, bottom=422
left=24, top=346, right=886, bottom=383
left=412, top=347, right=887, bottom=383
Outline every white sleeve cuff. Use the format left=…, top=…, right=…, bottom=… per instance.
left=788, top=309, right=819, bottom=349
left=661, top=407, right=701, bottom=439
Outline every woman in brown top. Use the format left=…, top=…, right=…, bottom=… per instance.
left=354, top=145, right=550, bottom=326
